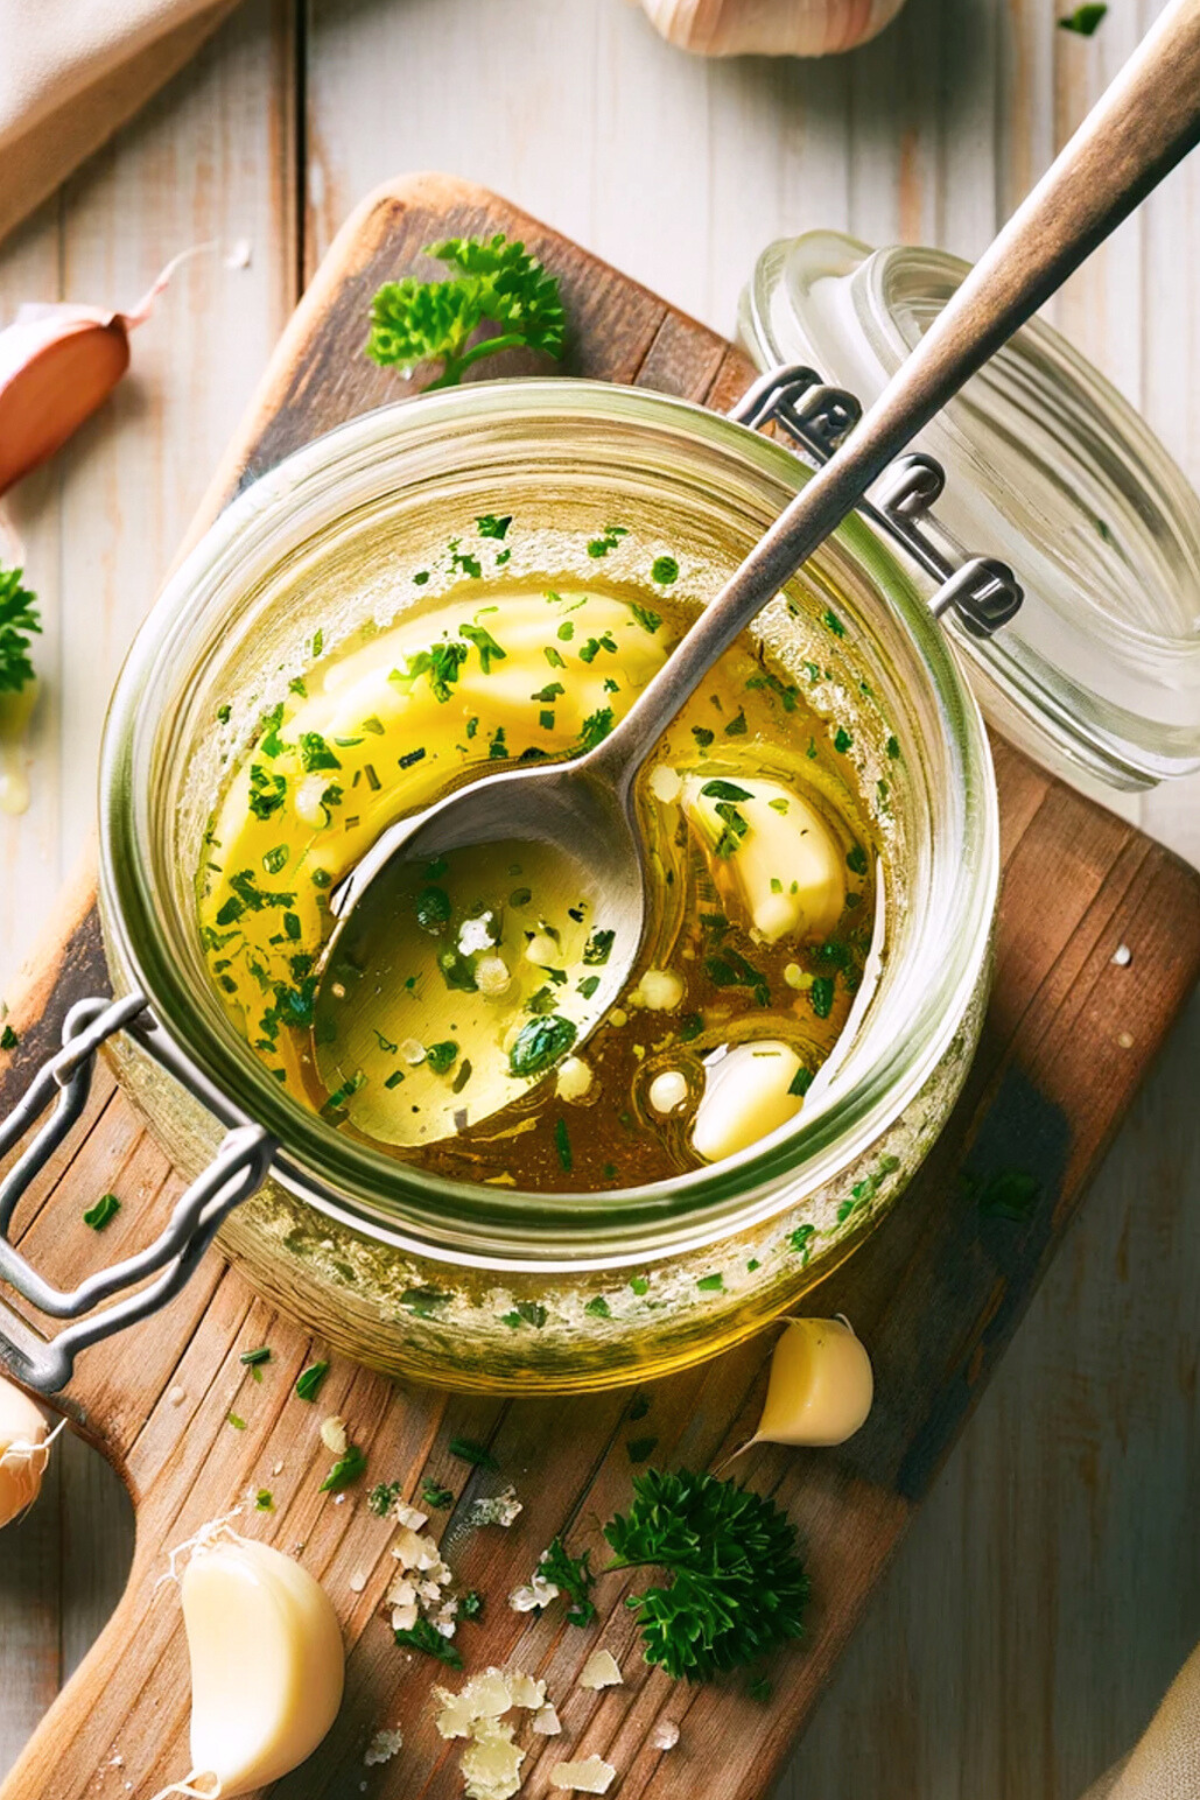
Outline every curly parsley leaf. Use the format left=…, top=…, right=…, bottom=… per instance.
left=367, top=234, right=567, bottom=390
left=0, top=567, right=40, bottom=694
left=603, top=1467, right=809, bottom=1681
left=539, top=1535, right=598, bottom=1626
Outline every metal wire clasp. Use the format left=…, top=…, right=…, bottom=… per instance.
left=0, top=994, right=275, bottom=1394
left=729, top=364, right=1023, bottom=639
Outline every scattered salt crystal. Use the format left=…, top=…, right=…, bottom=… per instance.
left=224, top=237, right=253, bottom=270
left=364, top=1726, right=403, bottom=1766
left=272, top=1460, right=284, bottom=1476
left=320, top=1415, right=347, bottom=1454
left=168, top=1386, right=186, bottom=1407
left=466, top=1485, right=523, bottom=1528
left=651, top=1719, right=680, bottom=1750
left=578, top=1649, right=622, bottom=1691
left=549, top=1756, right=617, bottom=1793
left=349, top=1570, right=367, bottom=1593
left=648, top=763, right=682, bottom=804
left=1112, top=943, right=1132, bottom=966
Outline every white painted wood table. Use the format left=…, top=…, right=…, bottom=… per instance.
left=2, top=2, right=1198, bottom=1795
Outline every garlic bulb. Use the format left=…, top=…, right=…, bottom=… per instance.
left=0, top=1375, right=53, bottom=1528
left=638, top=0, right=909, bottom=58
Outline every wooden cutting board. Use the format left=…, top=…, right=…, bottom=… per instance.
left=3, top=173, right=1200, bottom=1800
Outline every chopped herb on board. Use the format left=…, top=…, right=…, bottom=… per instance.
left=321, top=1442, right=368, bottom=1492
left=83, top=1193, right=121, bottom=1231
left=295, top=1361, right=330, bottom=1402
left=368, top=1481, right=402, bottom=1516
left=421, top=1480, right=455, bottom=1509
left=0, top=1024, right=17, bottom=1050
left=540, top=1536, right=598, bottom=1626
left=366, top=234, right=567, bottom=390
left=449, top=1436, right=499, bottom=1469
left=240, top=1347, right=271, bottom=1368
left=394, top=1616, right=463, bottom=1667
left=1059, top=1, right=1106, bottom=29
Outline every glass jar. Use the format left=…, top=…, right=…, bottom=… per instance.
left=96, top=380, right=998, bottom=1393
left=740, top=230, right=1200, bottom=792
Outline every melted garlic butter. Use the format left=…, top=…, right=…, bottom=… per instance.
left=200, top=580, right=880, bottom=1190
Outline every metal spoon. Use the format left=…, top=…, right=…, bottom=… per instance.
left=315, top=0, right=1200, bottom=1113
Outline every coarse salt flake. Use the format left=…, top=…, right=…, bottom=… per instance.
left=549, top=1755, right=617, bottom=1793
left=578, top=1649, right=623, bottom=1690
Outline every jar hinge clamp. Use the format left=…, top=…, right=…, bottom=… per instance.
left=0, top=993, right=276, bottom=1394
left=730, top=364, right=1024, bottom=639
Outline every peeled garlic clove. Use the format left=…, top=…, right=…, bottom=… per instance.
left=638, top=0, right=908, bottom=57
left=0, top=1375, right=51, bottom=1528
left=680, top=775, right=845, bottom=945
left=181, top=1536, right=344, bottom=1795
left=754, top=1317, right=873, bottom=1448
left=691, top=1039, right=806, bottom=1163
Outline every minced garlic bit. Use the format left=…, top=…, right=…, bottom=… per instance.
left=648, top=763, right=682, bottom=804
left=549, top=1756, right=617, bottom=1794
left=524, top=931, right=560, bottom=968
left=466, top=1485, right=523, bottom=1528
left=434, top=1668, right=551, bottom=1800
left=364, top=1726, right=403, bottom=1766
left=627, top=968, right=684, bottom=1011
left=319, top=1415, right=348, bottom=1455
left=476, top=954, right=512, bottom=998
left=648, top=1069, right=688, bottom=1115
left=555, top=1056, right=593, bottom=1102
left=578, top=1649, right=622, bottom=1691
left=532, top=1705, right=562, bottom=1736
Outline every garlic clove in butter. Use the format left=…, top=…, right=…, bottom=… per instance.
left=181, top=1536, right=345, bottom=1795
left=680, top=775, right=846, bottom=946
left=0, top=1376, right=52, bottom=1528
left=753, top=1317, right=874, bottom=1449
left=691, top=1039, right=806, bottom=1163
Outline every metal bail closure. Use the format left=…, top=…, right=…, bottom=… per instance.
left=730, top=364, right=1024, bottom=641
left=0, top=994, right=276, bottom=1394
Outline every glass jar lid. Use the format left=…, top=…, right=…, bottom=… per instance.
left=740, top=229, right=1200, bottom=792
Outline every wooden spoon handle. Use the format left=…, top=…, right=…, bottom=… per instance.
left=589, top=0, right=1200, bottom=789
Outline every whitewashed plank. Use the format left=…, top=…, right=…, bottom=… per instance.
left=0, top=0, right=295, bottom=1779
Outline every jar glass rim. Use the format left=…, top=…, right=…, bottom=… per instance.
left=741, top=229, right=1200, bottom=792
left=99, top=380, right=999, bottom=1267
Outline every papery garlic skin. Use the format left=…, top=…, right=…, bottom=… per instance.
left=756, top=1317, right=873, bottom=1447
left=0, top=1376, right=51, bottom=1528
left=181, top=1537, right=344, bottom=1795
left=638, top=0, right=908, bottom=58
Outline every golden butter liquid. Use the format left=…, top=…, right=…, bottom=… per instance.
left=199, top=554, right=880, bottom=1191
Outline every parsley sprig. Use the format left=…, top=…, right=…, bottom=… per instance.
left=603, top=1468, right=809, bottom=1681
left=540, top=1535, right=598, bottom=1627
left=367, top=235, right=567, bottom=389
left=0, top=566, right=40, bottom=693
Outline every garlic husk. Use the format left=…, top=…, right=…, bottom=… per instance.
left=638, top=0, right=908, bottom=57
left=0, top=1375, right=53, bottom=1528
left=0, top=245, right=210, bottom=498
left=180, top=1533, right=345, bottom=1795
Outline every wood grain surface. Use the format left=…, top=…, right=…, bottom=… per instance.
left=4, top=5, right=1200, bottom=1798
left=0, top=171, right=1198, bottom=1800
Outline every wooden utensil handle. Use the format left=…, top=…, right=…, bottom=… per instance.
left=591, top=0, right=1200, bottom=787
